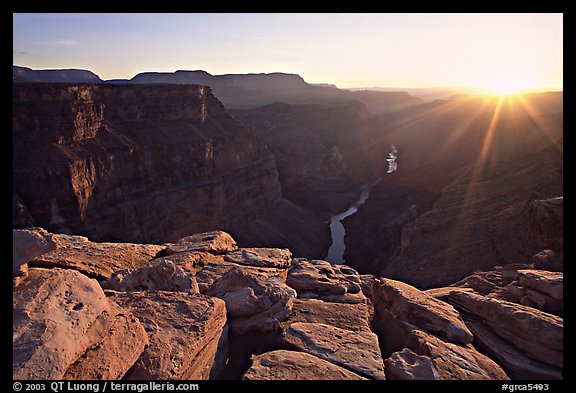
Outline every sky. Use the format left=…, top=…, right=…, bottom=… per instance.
left=12, top=13, right=563, bottom=92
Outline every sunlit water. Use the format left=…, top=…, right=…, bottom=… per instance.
left=386, top=144, right=398, bottom=173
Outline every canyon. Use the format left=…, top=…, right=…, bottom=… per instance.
left=13, top=66, right=563, bottom=381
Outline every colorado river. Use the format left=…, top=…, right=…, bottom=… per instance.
left=325, top=181, right=379, bottom=264
left=325, top=145, right=397, bottom=264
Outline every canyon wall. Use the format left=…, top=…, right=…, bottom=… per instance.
left=230, top=101, right=385, bottom=217
left=13, top=83, right=329, bottom=257
left=344, top=94, right=563, bottom=288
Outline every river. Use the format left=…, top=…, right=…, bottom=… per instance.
left=325, top=145, right=397, bottom=264
left=325, top=181, right=379, bottom=264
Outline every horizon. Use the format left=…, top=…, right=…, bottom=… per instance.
left=13, top=13, right=563, bottom=95
left=13, top=64, right=563, bottom=97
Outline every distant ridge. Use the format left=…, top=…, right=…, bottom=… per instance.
left=13, top=65, right=423, bottom=111
left=13, top=65, right=103, bottom=83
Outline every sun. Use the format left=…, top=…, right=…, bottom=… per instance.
left=477, top=74, right=536, bottom=96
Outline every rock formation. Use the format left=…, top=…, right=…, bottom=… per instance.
left=13, top=82, right=329, bottom=258
left=13, top=268, right=148, bottom=380
left=230, top=102, right=384, bottom=217
left=243, top=350, right=367, bottom=380
left=427, top=261, right=564, bottom=379
left=12, top=228, right=563, bottom=380
left=106, top=290, right=227, bottom=380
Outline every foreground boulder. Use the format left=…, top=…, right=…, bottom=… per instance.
left=282, top=322, right=386, bottom=379
left=287, top=258, right=365, bottom=303
left=372, top=278, right=508, bottom=380
left=207, top=266, right=296, bottom=335
left=224, top=247, right=292, bottom=268
left=196, top=260, right=287, bottom=294
left=441, top=290, right=562, bottom=369
left=101, top=258, right=199, bottom=293
left=29, top=233, right=163, bottom=280
left=107, top=290, right=227, bottom=379
left=284, top=298, right=372, bottom=333
left=516, top=269, right=562, bottom=301
left=373, top=278, right=473, bottom=344
left=62, top=301, right=148, bottom=380
left=384, top=348, right=440, bottom=380
left=243, top=350, right=367, bottom=380
left=164, top=231, right=237, bottom=255
left=13, top=268, right=147, bottom=379
left=461, top=313, right=562, bottom=380
left=13, top=227, right=58, bottom=285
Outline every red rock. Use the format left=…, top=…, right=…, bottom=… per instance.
left=373, top=278, right=473, bottom=344
left=384, top=348, right=440, bottom=380
left=106, top=290, right=227, bottom=380
left=224, top=247, right=292, bottom=268
left=287, top=258, right=366, bottom=304
left=101, top=258, right=199, bottom=293
left=207, top=266, right=296, bottom=335
left=243, top=350, right=367, bottom=380
left=62, top=301, right=148, bottom=380
left=29, top=233, right=163, bottom=280
left=195, top=260, right=287, bottom=294
left=284, top=298, right=372, bottom=333
left=517, top=269, right=562, bottom=300
left=282, top=322, right=386, bottom=380
left=13, top=228, right=58, bottom=285
left=164, top=231, right=237, bottom=255
left=445, top=290, right=562, bottom=369
left=12, top=268, right=146, bottom=380
left=531, top=249, right=563, bottom=272
left=463, top=316, right=562, bottom=380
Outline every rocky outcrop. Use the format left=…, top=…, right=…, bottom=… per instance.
left=286, top=258, right=365, bottom=304
left=29, top=232, right=163, bottom=280
left=284, top=298, right=372, bottom=333
left=440, top=290, right=562, bottom=369
left=206, top=266, right=296, bottom=335
left=101, top=258, right=199, bottom=293
left=283, top=322, right=386, bottom=380
left=164, top=231, right=237, bottom=255
left=13, top=268, right=147, bottom=380
left=517, top=269, right=562, bottom=301
left=12, top=229, right=562, bottom=381
left=106, top=290, right=227, bottom=380
left=13, top=227, right=58, bottom=285
left=384, top=348, right=440, bottom=380
left=372, top=276, right=508, bottom=380
left=243, top=350, right=367, bottom=380
left=532, top=249, right=563, bottom=272
left=224, top=247, right=292, bottom=268
left=62, top=301, right=148, bottom=380
left=373, top=278, right=473, bottom=344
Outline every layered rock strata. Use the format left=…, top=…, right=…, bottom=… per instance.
left=13, top=83, right=329, bottom=258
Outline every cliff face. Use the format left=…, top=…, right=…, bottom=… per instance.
left=230, top=101, right=384, bottom=217
left=13, top=83, right=286, bottom=244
